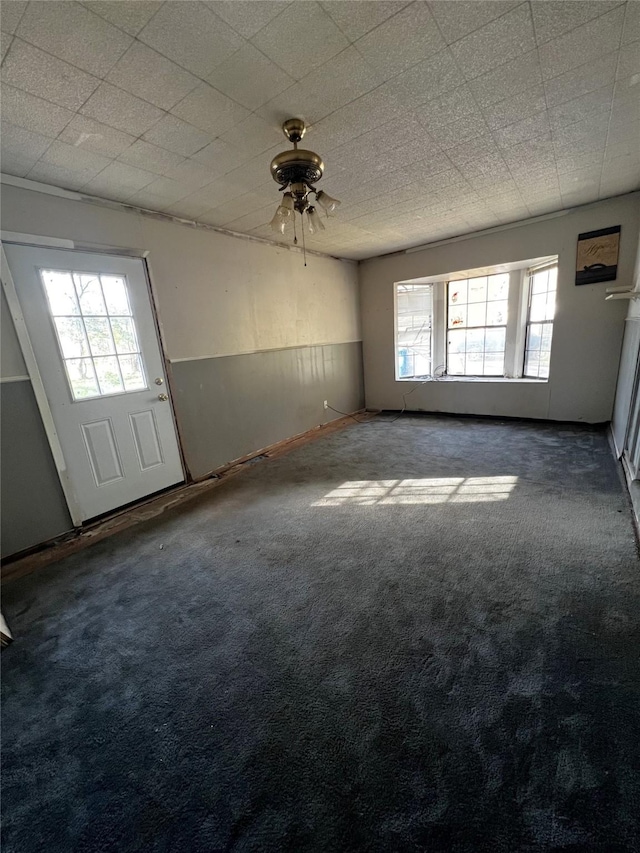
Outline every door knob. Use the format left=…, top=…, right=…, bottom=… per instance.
left=158, top=393, right=169, bottom=401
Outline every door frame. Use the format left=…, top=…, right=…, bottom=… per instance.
left=1, top=238, right=187, bottom=527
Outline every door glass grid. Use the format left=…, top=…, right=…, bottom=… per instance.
left=447, top=273, right=509, bottom=376
left=40, top=269, right=147, bottom=400
left=524, top=266, right=557, bottom=379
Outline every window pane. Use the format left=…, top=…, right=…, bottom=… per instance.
left=485, top=327, right=506, bottom=353
left=75, top=274, right=106, bottom=315
left=527, top=323, right=543, bottom=351
left=548, top=267, right=557, bottom=291
left=483, top=355, right=504, bottom=376
left=396, top=284, right=432, bottom=378
left=84, top=317, right=115, bottom=355
left=119, top=354, right=146, bottom=391
left=541, top=323, right=553, bottom=350
left=487, top=273, right=509, bottom=300
left=41, top=270, right=79, bottom=315
left=467, top=302, right=486, bottom=327
left=529, top=293, right=547, bottom=322
left=466, top=328, right=485, bottom=351
left=54, top=317, right=89, bottom=358
left=448, top=328, right=466, bottom=354
left=101, top=276, right=131, bottom=314
left=94, top=356, right=124, bottom=394
left=465, top=352, right=484, bottom=374
left=448, top=280, right=467, bottom=304
left=531, top=270, right=549, bottom=294
left=448, top=354, right=465, bottom=375
left=467, top=277, right=487, bottom=303
left=65, top=358, right=100, bottom=399
left=486, top=300, right=508, bottom=326
left=545, top=292, right=556, bottom=320
left=110, top=317, right=138, bottom=354
left=524, top=351, right=540, bottom=378
left=449, top=306, right=467, bottom=327
left=538, top=352, right=551, bottom=379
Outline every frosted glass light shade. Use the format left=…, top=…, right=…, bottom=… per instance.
left=307, top=206, right=325, bottom=234
left=281, top=192, right=295, bottom=211
left=315, top=190, right=341, bottom=214
left=270, top=208, right=287, bottom=234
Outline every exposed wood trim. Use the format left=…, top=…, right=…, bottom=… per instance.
left=1, top=412, right=370, bottom=584
left=0, top=244, right=83, bottom=526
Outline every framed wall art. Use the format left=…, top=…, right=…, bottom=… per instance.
left=575, top=225, right=621, bottom=286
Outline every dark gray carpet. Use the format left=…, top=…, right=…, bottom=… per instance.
left=2, top=415, right=640, bottom=853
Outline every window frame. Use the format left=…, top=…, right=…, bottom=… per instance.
left=523, top=262, right=558, bottom=380
left=394, top=281, right=435, bottom=380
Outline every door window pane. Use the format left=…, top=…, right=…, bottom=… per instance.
left=94, top=356, right=124, bottom=394
left=41, top=268, right=148, bottom=400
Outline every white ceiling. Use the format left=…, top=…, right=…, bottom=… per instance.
left=1, top=0, right=638, bottom=260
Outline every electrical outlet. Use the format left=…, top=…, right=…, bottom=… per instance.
left=323, top=400, right=328, bottom=409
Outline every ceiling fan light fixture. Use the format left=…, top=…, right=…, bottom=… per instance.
left=269, top=119, right=339, bottom=260
left=315, top=190, right=341, bottom=215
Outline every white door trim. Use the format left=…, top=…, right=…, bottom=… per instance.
left=0, top=243, right=83, bottom=526
left=0, top=231, right=74, bottom=249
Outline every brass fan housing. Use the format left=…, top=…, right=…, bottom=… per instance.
left=270, top=148, right=324, bottom=186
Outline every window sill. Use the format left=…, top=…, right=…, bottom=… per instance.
left=396, top=376, right=549, bottom=384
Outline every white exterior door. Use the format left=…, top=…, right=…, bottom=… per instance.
left=4, top=245, right=184, bottom=521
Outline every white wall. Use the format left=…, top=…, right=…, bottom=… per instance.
left=360, top=193, right=640, bottom=423
left=0, top=182, right=360, bottom=362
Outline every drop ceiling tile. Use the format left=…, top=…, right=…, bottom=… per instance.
left=1, top=120, right=53, bottom=160
left=118, top=140, right=185, bottom=176
left=136, top=176, right=191, bottom=203
left=138, top=1, right=243, bottom=78
left=469, top=49, right=542, bottom=109
left=58, top=115, right=135, bottom=158
left=413, top=86, right=479, bottom=130
left=482, top=85, right=547, bottom=130
left=378, top=49, right=463, bottom=110
left=257, top=46, right=383, bottom=125
left=547, top=85, right=615, bottom=131
left=540, top=6, right=625, bottom=81
left=207, top=43, right=294, bottom=111
left=0, top=82, right=74, bottom=137
left=106, top=42, right=200, bottom=111
left=142, top=114, right=213, bottom=157
left=252, top=1, right=348, bottom=80
left=0, top=31, right=11, bottom=62
left=622, top=1, right=640, bottom=44
left=222, top=146, right=283, bottom=192
left=531, top=1, right=621, bottom=45
left=205, top=1, right=291, bottom=39
left=1, top=2, right=27, bottom=35
left=126, top=188, right=174, bottom=210
left=552, top=113, right=610, bottom=147
left=207, top=190, right=275, bottom=226
left=446, top=135, right=502, bottom=168
left=27, top=161, right=90, bottom=190
left=190, top=138, right=241, bottom=173
left=554, top=150, right=603, bottom=175
left=494, top=111, right=550, bottom=149
left=321, top=1, right=410, bottom=42
left=17, top=1, right=132, bottom=77
left=450, top=4, right=535, bottom=81
left=162, top=159, right=218, bottom=188
left=185, top=175, right=238, bottom=208
left=544, top=54, right=617, bottom=108
left=617, top=39, right=640, bottom=79
left=39, top=139, right=112, bottom=179
left=424, top=113, right=490, bottom=149
left=307, top=87, right=406, bottom=153
left=502, top=134, right=556, bottom=169
left=1, top=152, right=38, bottom=177
left=1, top=37, right=100, bottom=110
left=170, top=83, right=250, bottom=137
left=82, top=162, right=156, bottom=197
left=163, top=198, right=216, bottom=220
left=80, top=82, right=164, bottom=136
left=428, top=1, right=519, bottom=44
left=615, top=73, right=640, bottom=98
left=354, top=2, right=445, bottom=78
left=218, top=114, right=286, bottom=159
left=79, top=2, right=163, bottom=36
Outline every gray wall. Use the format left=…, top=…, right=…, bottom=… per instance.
left=172, top=342, right=364, bottom=477
left=360, top=193, right=640, bottom=422
left=1, top=182, right=362, bottom=557
left=1, top=380, right=73, bottom=557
